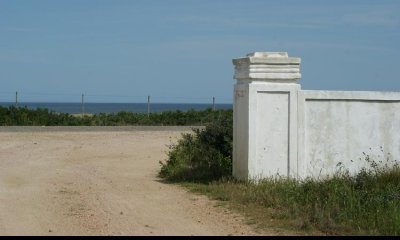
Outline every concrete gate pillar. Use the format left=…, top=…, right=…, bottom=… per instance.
left=232, top=52, right=301, bottom=180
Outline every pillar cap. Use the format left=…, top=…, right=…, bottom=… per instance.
left=233, top=52, right=301, bottom=83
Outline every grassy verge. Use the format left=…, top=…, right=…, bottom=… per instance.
left=179, top=165, right=400, bottom=235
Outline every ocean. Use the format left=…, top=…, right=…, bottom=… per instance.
left=0, top=102, right=233, bottom=114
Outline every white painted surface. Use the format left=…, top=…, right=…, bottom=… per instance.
left=255, top=92, right=289, bottom=177
left=232, top=51, right=400, bottom=180
left=233, top=51, right=301, bottom=83
left=298, top=91, right=400, bottom=179
left=232, top=52, right=300, bottom=180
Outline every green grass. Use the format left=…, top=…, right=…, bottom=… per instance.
left=176, top=164, right=400, bottom=235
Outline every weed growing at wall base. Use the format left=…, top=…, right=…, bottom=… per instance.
left=185, top=158, right=400, bottom=235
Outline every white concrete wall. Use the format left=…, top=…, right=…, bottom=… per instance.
left=232, top=51, right=400, bottom=180
left=298, top=90, right=400, bottom=179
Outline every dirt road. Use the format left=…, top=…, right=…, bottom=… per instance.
left=0, top=130, right=264, bottom=236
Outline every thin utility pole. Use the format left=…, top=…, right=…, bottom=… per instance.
left=15, top=91, right=18, bottom=107
left=147, top=95, right=151, bottom=117
left=81, top=93, right=85, bottom=117
left=212, top=96, right=215, bottom=111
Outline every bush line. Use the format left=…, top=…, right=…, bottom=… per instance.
left=0, top=105, right=232, bottom=126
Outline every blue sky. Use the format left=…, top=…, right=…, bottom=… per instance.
left=0, top=0, right=399, bottom=103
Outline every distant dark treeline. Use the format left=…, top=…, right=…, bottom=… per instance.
left=0, top=106, right=232, bottom=126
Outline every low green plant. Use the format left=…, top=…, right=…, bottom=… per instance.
left=159, top=113, right=232, bottom=183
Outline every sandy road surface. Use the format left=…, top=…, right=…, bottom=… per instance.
left=0, top=129, right=267, bottom=236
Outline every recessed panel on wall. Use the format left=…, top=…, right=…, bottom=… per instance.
left=256, top=91, right=290, bottom=178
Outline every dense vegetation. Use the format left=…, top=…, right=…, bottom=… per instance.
left=159, top=113, right=233, bottom=182
left=0, top=105, right=232, bottom=126
left=159, top=114, right=400, bottom=235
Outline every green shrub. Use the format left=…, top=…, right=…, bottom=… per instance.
left=0, top=105, right=232, bottom=126
left=159, top=113, right=233, bottom=183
